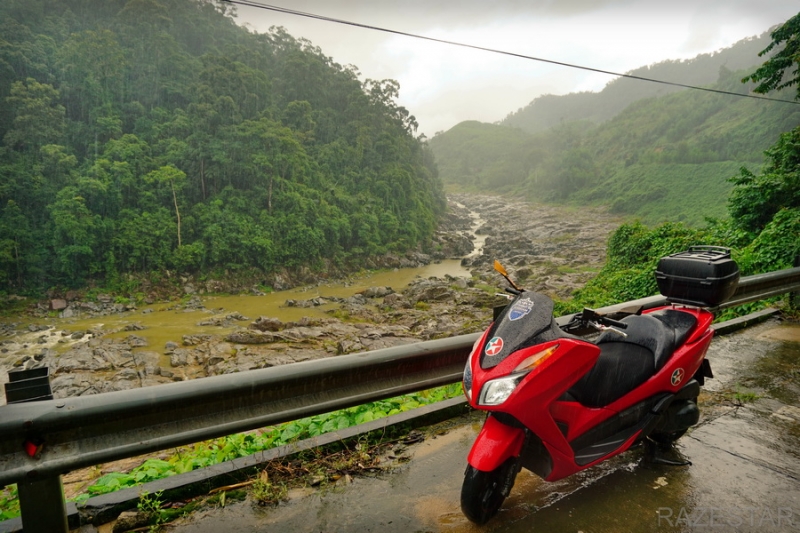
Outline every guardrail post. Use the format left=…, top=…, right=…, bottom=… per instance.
left=4, top=367, right=68, bottom=533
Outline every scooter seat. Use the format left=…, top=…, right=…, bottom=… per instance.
left=564, top=310, right=697, bottom=408
left=597, top=310, right=697, bottom=370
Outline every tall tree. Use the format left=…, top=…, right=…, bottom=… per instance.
left=4, top=78, right=65, bottom=152
left=742, top=12, right=800, bottom=99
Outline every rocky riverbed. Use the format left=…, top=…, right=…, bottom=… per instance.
left=0, top=195, right=622, bottom=406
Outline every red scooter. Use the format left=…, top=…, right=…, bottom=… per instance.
left=461, top=248, right=739, bottom=524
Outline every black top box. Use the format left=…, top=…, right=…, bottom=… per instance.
left=655, top=246, right=739, bottom=307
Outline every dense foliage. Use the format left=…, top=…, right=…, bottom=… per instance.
left=567, top=13, right=800, bottom=311
left=430, top=36, right=800, bottom=226
left=0, top=0, right=446, bottom=294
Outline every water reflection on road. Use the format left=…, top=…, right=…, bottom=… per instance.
left=168, top=321, right=800, bottom=533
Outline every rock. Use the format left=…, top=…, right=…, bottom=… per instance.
left=165, top=341, right=179, bottom=353
left=224, top=330, right=276, bottom=344
left=183, top=296, right=204, bottom=310
left=337, top=339, right=363, bottom=354
left=403, top=281, right=455, bottom=303
left=285, top=297, right=328, bottom=308
left=205, top=280, right=224, bottom=293
left=56, top=346, right=113, bottom=372
left=112, top=511, right=149, bottom=533
left=115, top=368, right=140, bottom=381
left=123, top=323, right=145, bottom=331
left=226, top=312, right=249, bottom=321
left=183, top=334, right=212, bottom=346
left=79, top=301, right=100, bottom=312
left=431, top=231, right=475, bottom=259
left=382, top=293, right=412, bottom=309
left=170, top=351, right=189, bottom=366
left=207, top=355, right=225, bottom=366
left=65, top=290, right=80, bottom=301
left=343, top=294, right=368, bottom=306
left=271, top=273, right=291, bottom=291
left=361, top=286, right=394, bottom=298
left=96, top=294, right=113, bottom=304
left=451, top=277, right=469, bottom=289
left=250, top=316, right=284, bottom=332
left=50, top=299, right=67, bottom=311
left=133, top=351, right=161, bottom=376
left=184, top=283, right=197, bottom=295
left=197, top=317, right=228, bottom=327
left=125, top=335, right=148, bottom=348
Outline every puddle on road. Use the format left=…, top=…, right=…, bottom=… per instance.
left=758, top=325, right=800, bottom=343
left=713, top=322, right=800, bottom=406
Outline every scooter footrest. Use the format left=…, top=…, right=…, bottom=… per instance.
left=573, top=417, right=651, bottom=466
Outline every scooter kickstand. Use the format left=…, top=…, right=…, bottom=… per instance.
left=643, top=439, right=692, bottom=467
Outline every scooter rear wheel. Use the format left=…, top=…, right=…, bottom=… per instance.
left=460, top=457, right=519, bottom=525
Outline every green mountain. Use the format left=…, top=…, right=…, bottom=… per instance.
left=430, top=39, right=800, bottom=226
left=501, top=33, right=773, bottom=134
left=0, top=0, right=445, bottom=292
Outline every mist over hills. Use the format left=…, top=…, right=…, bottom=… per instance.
left=429, top=31, right=800, bottom=226
left=500, top=32, right=773, bottom=134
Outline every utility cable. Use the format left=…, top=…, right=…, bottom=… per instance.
left=223, top=0, right=800, bottom=106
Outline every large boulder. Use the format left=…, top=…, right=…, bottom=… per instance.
left=225, top=329, right=276, bottom=344
left=361, top=286, right=394, bottom=299
left=250, top=316, right=284, bottom=332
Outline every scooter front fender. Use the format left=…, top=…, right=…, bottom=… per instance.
left=467, top=415, right=525, bottom=472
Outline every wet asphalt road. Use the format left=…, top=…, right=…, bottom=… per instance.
left=167, top=320, right=800, bottom=533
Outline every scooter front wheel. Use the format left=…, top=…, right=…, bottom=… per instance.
left=460, top=457, right=519, bottom=525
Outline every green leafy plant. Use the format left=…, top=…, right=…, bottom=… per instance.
left=137, top=490, right=166, bottom=532
left=0, top=485, right=19, bottom=521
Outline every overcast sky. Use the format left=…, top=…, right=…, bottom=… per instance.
left=231, top=1, right=798, bottom=137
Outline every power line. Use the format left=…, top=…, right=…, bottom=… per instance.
left=223, top=0, right=799, bottom=106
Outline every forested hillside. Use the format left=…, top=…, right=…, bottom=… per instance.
left=502, top=33, right=773, bottom=134
left=430, top=52, right=800, bottom=226
left=0, top=0, right=445, bottom=294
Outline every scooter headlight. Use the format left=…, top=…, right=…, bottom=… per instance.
left=478, top=375, right=524, bottom=406
left=477, top=344, right=559, bottom=406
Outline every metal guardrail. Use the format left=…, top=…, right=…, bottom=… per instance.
left=1, top=265, right=799, bottom=531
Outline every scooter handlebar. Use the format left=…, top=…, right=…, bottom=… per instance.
left=598, top=316, right=628, bottom=329
left=576, top=308, right=628, bottom=330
